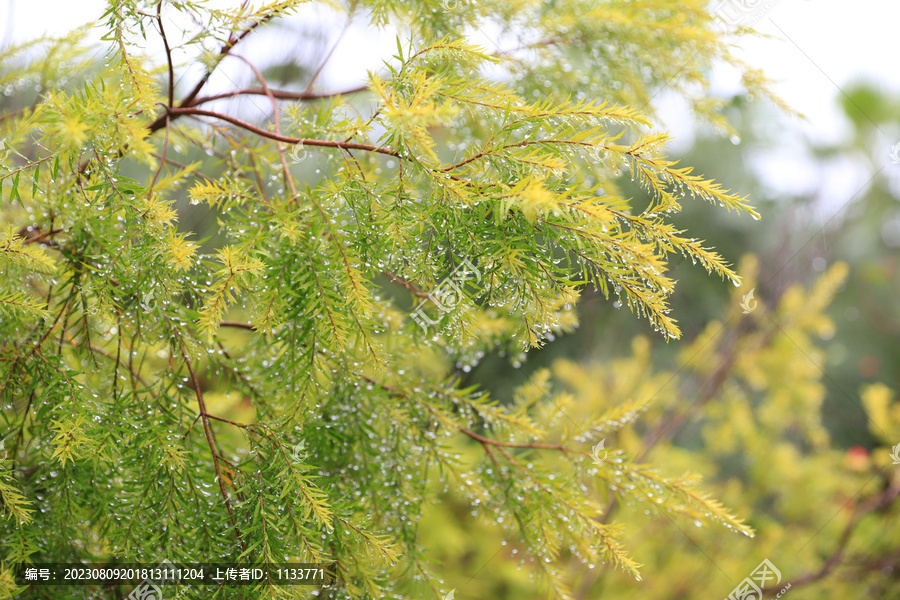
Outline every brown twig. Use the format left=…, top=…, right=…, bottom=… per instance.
left=179, top=342, right=247, bottom=552
left=18, top=227, right=64, bottom=245
left=165, top=106, right=399, bottom=156
left=0, top=155, right=54, bottom=182
left=184, top=84, right=370, bottom=108
left=156, top=1, right=175, bottom=108
left=458, top=427, right=571, bottom=452
left=206, top=413, right=249, bottom=428
left=230, top=54, right=296, bottom=196
left=219, top=321, right=256, bottom=330
left=303, top=14, right=352, bottom=94
left=146, top=15, right=273, bottom=133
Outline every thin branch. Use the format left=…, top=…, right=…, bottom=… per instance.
left=230, top=54, right=296, bottom=196
left=303, top=15, right=352, bottom=93
left=214, top=339, right=263, bottom=402
left=18, top=227, right=64, bottom=245
left=383, top=271, right=428, bottom=298
left=166, top=106, right=400, bottom=156
left=458, top=427, right=571, bottom=452
left=179, top=342, right=246, bottom=552
left=156, top=2, right=175, bottom=108
left=206, top=413, right=249, bottom=428
left=146, top=14, right=273, bottom=133
left=80, top=340, right=149, bottom=388
left=186, top=84, right=369, bottom=108
left=183, top=413, right=201, bottom=440
left=0, top=154, right=54, bottom=182
left=146, top=114, right=171, bottom=196
left=219, top=321, right=256, bottom=330
left=493, top=36, right=568, bottom=57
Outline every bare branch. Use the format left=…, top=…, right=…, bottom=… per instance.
left=156, top=2, right=175, bottom=108
left=185, top=84, right=369, bottom=108
left=146, top=14, right=273, bottom=133
left=179, top=342, right=247, bottom=553
left=166, top=106, right=400, bottom=157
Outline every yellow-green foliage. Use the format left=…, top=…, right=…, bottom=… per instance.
left=415, top=260, right=899, bottom=599
left=0, top=1, right=833, bottom=599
